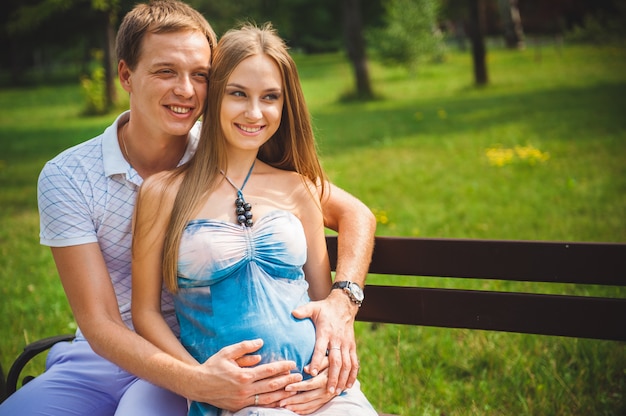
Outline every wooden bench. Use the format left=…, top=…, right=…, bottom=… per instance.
left=3, top=236, right=625, bottom=414
left=327, top=235, right=626, bottom=416
left=327, top=236, right=626, bottom=341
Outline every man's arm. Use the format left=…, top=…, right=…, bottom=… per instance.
left=292, top=181, right=376, bottom=394
left=50, top=243, right=301, bottom=411
left=322, top=182, right=376, bottom=289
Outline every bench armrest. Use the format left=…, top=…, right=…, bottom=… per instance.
left=5, top=334, right=75, bottom=397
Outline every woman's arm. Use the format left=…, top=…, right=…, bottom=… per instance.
left=300, top=179, right=332, bottom=301
left=131, top=176, right=197, bottom=365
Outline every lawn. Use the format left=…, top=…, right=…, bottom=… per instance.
left=1, top=42, right=625, bottom=414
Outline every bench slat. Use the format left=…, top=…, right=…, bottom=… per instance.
left=356, top=286, right=626, bottom=341
left=327, top=236, right=626, bottom=286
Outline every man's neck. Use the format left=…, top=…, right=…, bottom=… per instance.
left=119, top=121, right=189, bottom=178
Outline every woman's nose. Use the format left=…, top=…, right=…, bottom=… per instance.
left=245, top=100, right=262, bottom=120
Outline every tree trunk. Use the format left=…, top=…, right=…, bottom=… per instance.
left=468, top=0, right=488, bottom=86
left=342, top=0, right=373, bottom=100
left=103, top=11, right=117, bottom=109
left=499, top=0, right=525, bottom=49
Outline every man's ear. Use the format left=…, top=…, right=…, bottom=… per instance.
left=118, top=60, right=132, bottom=93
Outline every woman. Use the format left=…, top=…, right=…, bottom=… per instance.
left=131, top=23, right=377, bottom=416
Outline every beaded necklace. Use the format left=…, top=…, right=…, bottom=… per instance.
left=220, top=159, right=256, bottom=227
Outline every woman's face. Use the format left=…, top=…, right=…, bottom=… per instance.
left=220, top=53, right=284, bottom=154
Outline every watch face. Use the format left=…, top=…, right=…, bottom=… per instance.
left=349, top=283, right=364, bottom=301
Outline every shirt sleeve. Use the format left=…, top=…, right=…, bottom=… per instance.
left=38, top=160, right=98, bottom=247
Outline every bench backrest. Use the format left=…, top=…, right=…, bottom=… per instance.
left=326, top=236, right=626, bottom=341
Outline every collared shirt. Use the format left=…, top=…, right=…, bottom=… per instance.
left=38, top=111, right=199, bottom=331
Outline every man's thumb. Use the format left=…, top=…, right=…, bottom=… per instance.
left=291, top=302, right=313, bottom=319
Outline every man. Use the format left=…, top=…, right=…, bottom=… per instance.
left=0, top=1, right=375, bottom=415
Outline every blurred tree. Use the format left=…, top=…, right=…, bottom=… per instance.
left=342, top=0, right=374, bottom=100
left=468, top=0, right=488, bottom=85
left=187, top=0, right=262, bottom=36
left=192, top=0, right=379, bottom=100
left=498, top=0, right=524, bottom=48
left=367, top=0, right=444, bottom=74
left=1, top=0, right=83, bottom=84
left=189, top=0, right=348, bottom=53
left=518, top=0, right=622, bottom=35
left=3, top=0, right=124, bottom=110
left=91, top=0, right=121, bottom=109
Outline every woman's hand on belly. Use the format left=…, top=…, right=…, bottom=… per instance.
left=279, top=366, right=337, bottom=414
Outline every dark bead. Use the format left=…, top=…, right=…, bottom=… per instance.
left=235, top=198, right=244, bottom=207
left=246, top=219, right=254, bottom=227
left=236, top=206, right=245, bottom=215
left=237, top=214, right=247, bottom=223
left=245, top=211, right=253, bottom=220
left=243, top=202, right=252, bottom=211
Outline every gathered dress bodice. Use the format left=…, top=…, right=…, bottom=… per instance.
left=175, top=210, right=316, bottom=378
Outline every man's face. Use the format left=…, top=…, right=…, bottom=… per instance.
left=120, top=30, right=211, bottom=140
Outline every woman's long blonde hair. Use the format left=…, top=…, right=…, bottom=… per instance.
left=161, top=22, right=326, bottom=292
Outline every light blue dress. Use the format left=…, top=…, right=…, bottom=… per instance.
left=176, top=210, right=316, bottom=416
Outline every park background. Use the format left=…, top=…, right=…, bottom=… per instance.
left=0, top=0, right=625, bottom=414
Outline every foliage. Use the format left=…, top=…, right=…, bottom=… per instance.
left=5, top=0, right=74, bottom=36
left=564, top=1, right=626, bottom=46
left=6, top=0, right=122, bottom=35
left=188, top=0, right=348, bottom=52
left=1, top=43, right=625, bottom=414
left=79, top=50, right=108, bottom=115
left=367, top=0, right=445, bottom=73
left=0, top=0, right=125, bottom=87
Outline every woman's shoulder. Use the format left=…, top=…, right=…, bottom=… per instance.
left=264, top=165, right=321, bottom=208
left=258, top=162, right=310, bottom=183
left=263, top=165, right=317, bottom=195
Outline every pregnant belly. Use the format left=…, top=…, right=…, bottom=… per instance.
left=225, top=312, right=316, bottom=376
left=178, top=294, right=316, bottom=377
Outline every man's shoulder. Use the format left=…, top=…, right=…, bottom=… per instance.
left=40, top=135, right=106, bottom=185
left=48, top=136, right=102, bottom=166
left=44, top=113, right=123, bottom=172
left=48, top=135, right=103, bottom=164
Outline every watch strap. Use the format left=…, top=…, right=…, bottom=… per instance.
left=331, top=281, right=363, bottom=306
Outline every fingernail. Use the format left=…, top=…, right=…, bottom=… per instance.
left=311, top=368, right=318, bottom=376
left=328, top=386, right=335, bottom=394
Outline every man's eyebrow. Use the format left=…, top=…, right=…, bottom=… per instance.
left=149, top=61, right=175, bottom=67
left=148, top=62, right=209, bottom=71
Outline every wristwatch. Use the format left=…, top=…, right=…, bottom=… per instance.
left=331, top=281, right=364, bottom=307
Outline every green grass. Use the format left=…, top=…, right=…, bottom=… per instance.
left=1, top=43, right=625, bottom=414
